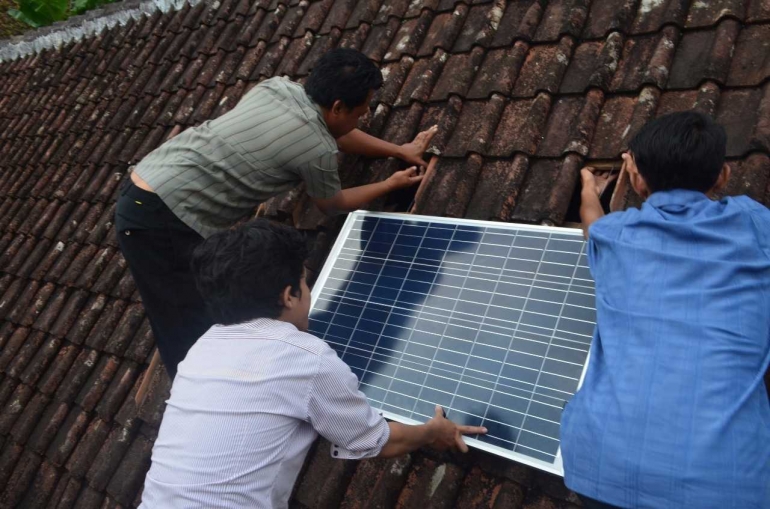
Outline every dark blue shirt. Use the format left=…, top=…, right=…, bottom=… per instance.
left=561, top=190, right=770, bottom=508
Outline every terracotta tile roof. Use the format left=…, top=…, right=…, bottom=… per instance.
left=0, top=0, right=769, bottom=506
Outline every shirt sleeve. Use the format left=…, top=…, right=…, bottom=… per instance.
left=739, top=197, right=770, bottom=261
left=586, top=218, right=609, bottom=276
left=307, top=347, right=390, bottom=460
left=299, top=151, right=341, bottom=200
left=586, top=211, right=626, bottom=279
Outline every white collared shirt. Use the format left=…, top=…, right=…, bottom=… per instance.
left=139, top=319, right=390, bottom=508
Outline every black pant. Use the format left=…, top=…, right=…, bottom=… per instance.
left=115, top=180, right=214, bottom=378
left=579, top=495, right=622, bottom=509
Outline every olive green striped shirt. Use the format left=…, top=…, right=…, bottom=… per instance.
left=134, top=77, right=341, bottom=238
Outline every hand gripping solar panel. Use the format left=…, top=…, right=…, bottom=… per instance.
left=308, top=211, right=596, bottom=475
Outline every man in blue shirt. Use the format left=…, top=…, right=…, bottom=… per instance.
left=561, top=112, right=770, bottom=509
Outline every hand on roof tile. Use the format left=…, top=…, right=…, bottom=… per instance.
left=580, top=164, right=621, bottom=238
left=386, top=167, right=424, bottom=191
left=581, top=166, right=618, bottom=199
left=397, top=125, right=438, bottom=168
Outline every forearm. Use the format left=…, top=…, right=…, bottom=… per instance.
left=336, top=129, right=402, bottom=159
left=379, top=422, right=435, bottom=458
left=338, top=180, right=393, bottom=210
left=319, top=180, right=393, bottom=215
left=580, top=190, right=604, bottom=239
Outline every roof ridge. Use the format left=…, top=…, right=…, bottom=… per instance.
left=0, top=0, right=206, bottom=63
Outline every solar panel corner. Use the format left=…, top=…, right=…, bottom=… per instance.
left=309, top=211, right=596, bottom=476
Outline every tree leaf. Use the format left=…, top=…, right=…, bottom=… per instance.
left=32, top=0, right=68, bottom=22
left=74, top=0, right=116, bottom=14
left=7, top=8, right=41, bottom=27
left=72, top=0, right=96, bottom=15
left=13, top=0, right=68, bottom=26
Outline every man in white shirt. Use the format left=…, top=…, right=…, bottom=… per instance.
left=139, top=220, right=486, bottom=508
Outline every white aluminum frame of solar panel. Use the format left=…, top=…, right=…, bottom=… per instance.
left=309, top=211, right=595, bottom=476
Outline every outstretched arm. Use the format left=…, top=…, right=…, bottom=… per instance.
left=379, top=405, right=487, bottom=458
left=336, top=126, right=438, bottom=168
left=312, top=167, right=423, bottom=215
left=580, top=166, right=619, bottom=239
left=580, top=168, right=605, bottom=239
left=307, top=350, right=485, bottom=461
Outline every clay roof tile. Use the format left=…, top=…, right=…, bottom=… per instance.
left=19, top=336, right=62, bottom=387
left=63, top=416, right=110, bottom=477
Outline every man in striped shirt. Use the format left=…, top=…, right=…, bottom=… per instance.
left=115, top=49, right=436, bottom=378
left=138, top=220, right=486, bottom=508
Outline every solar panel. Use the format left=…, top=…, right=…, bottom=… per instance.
left=308, top=211, right=595, bottom=475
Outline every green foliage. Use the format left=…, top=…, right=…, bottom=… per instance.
left=7, top=7, right=41, bottom=27
left=7, top=0, right=116, bottom=28
left=7, top=0, right=67, bottom=27
left=72, top=0, right=114, bottom=16
left=1, top=0, right=29, bottom=37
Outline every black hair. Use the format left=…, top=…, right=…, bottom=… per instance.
left=190, top=219, right=308, bottom=326
left=304, top=48, right=383, bottom=109
left=627, top=111, right=727, bottom=193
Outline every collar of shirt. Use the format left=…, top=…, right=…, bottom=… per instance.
left=645, top=189, right=711, bottom=209
left=226, top=317, right=299, bottom=336
left=275, top=76, right=331, bottom=133
left=308, top=98, right=331, bottom=133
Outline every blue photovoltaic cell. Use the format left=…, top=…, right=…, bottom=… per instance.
left=309, top=212, right=595, bottom=472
